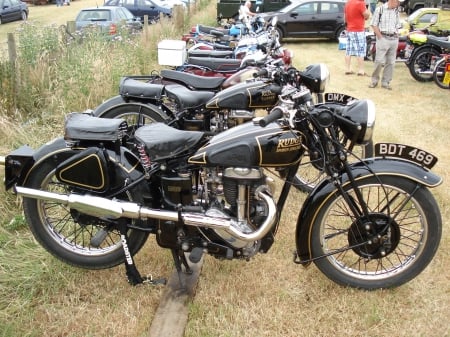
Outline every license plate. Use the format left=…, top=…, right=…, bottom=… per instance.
left=443, top=63, right=450, bottom=85
left=324, top=93, right=358, bottom=105
left=375, top=143, right=438, bottom=169
left=404, top=45, right=414, bottom=59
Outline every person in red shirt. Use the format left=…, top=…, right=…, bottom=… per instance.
left=344, top=0, right=370, bottom=75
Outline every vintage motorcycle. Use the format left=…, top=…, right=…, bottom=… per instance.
left=432, top=52, right=450, bottom=89
left=1, top=67, right=442, bottom=290
left=92, top=63, right=372, bottom=193
left=406, top=34, right=450, bottom=82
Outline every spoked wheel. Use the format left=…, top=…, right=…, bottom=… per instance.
left=292, top=140, right=374, bottom=193
left=310, top=175, right=442, bottom=289
left=95, top=104, right=168, bottom=136
left=432, top=57, right=450, bottom=89
left=408, top=47, right=441, bottom=82
left=23, top=150, right=149, bottom=269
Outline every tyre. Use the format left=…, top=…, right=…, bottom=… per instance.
left=335, top=26, right=346, bottom=42
left=310, top=175, right=442, bottom=289
left=293, top=140, right=374, bottom=194
left=275, top=26, right=284, bottom=41
left=365, top=36, right=376, bottom=61
left=94, top=103, right=169, bottom=138
left=23, top=149, right=150, bottom=269
left=408, top=47, right=441, bottom=82
left=432, top=57, right=450, bottom=89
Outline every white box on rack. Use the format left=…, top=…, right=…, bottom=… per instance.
left=158, top=40, right=187, bottom=66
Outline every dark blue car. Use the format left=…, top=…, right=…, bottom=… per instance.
left=0, top=0, right=28, bottom=25
left=104, top=0, right=172, bottom=22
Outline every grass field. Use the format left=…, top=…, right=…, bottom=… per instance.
left=0, top=2, right=449, bottom=336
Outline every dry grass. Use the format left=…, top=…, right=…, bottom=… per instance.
left=0, top=3, right=449, bottom=337
left=184, top=42, right=450, bottom=337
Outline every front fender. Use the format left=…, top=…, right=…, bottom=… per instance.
left=295, top=158, right=442, bottom=266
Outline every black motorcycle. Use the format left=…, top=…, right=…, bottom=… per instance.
left=1, top=67, right=442, bottom=290
left=92, top=63, right=373, bottom=193
left=407, top=34, right=450, bottom=82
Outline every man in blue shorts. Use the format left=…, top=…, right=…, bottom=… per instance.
left=344, top=0, right=370, bottom=75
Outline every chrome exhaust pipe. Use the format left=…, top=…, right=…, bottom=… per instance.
left=0, top=156, right=5, bottom=166
left=15, top=186, right=277, bottom=242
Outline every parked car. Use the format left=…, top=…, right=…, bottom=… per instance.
left=156, top=0, right=186, bottom=10
left=259, top=0, right=346, bottom=41
left=75, top=6, right=143, bottom=36
left=403, top=7, right=450, bottom=35
left=400, top=0, right=442, bottom=15
left=104, top=0, right=172, bottom=22
left=0, top=0, right=28, bottom=25
left=216, top=0, right=291, bottom=21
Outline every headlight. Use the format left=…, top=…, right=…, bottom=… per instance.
left=339, top=99, right=376, bottom=145
left=299, top=63, right=330, bottom=94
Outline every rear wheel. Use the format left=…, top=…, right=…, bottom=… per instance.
left=94, top=103, right=169, bottom=137
left=23, top=150, right=149, bottom=269
left=275, top=26, right=284, bottom=41
left=310, top=175, right=442, bottom=289
left=408, top=47, right=441, bottom=82
left=335, top=26, right=346, bottom=42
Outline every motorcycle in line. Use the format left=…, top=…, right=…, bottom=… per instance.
left=432, top=52, right=450, bottom=89
left=364, top=32, right=408, bottom=62
left=1, top=66, right=442, bottom=290
left=406, top=33, right=450, bottom=82
left=182, top=16, right=267, bottom=47
left=92, top=63, right=372, bottom=193
left=177, top=17, right=293, bottom=77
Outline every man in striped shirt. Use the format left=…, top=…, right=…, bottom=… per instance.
left=368, top=0, right=400, bottom=90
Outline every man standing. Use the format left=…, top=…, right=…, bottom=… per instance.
left=368, top=0, right=400, bottom=90
left=239, top=1, right=257, bottom=33
left=344, top=0, right=370, bottom=76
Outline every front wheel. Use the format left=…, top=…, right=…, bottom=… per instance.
left=23, top=150, right=150, bottom=269
left=432, top=57, right=450, bottom=89
left=408, top=47, right=441, bottom=82
left=310, top=175, right=442, bottom=289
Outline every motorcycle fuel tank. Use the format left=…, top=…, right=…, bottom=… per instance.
left=188, top=120, right=304, bottom=167
left=205, top=80, right=281, bottom=110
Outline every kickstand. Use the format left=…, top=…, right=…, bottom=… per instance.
left=118, top=218, right=166, bottom=286
left=171, top=249, right=193, bottom=290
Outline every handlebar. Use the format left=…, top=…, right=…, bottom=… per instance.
left=253, top=67, right=269, bottom=78
left=258, top=107, right=284, bottom=127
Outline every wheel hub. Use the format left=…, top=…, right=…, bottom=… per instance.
left=348, top=213, right=400, bottom=259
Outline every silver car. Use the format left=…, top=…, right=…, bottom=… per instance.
left=75, top=6, right=142, bottom=36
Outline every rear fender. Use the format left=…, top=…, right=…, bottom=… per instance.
left=14, top=138, right=144, bottom=192
left=295, top=158, right=442, bottom=266
left=92, top=95, right=167, bottom=121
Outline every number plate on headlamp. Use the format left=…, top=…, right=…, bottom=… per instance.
left=324, top=93, right=358, bottom=105
left=375, top=143, right=438, bottom=169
